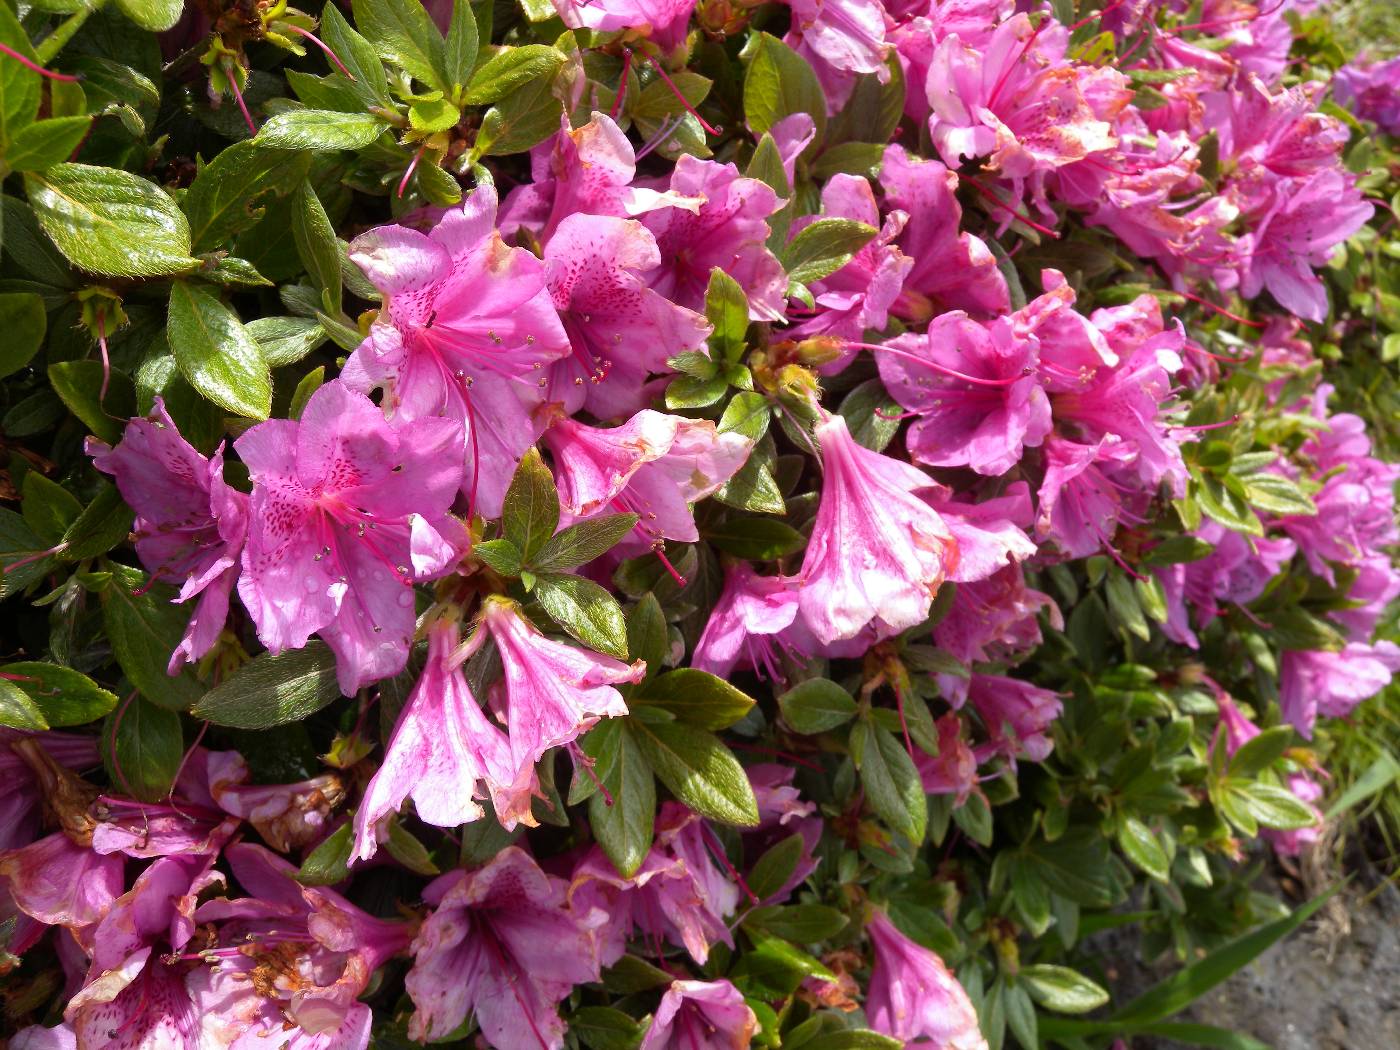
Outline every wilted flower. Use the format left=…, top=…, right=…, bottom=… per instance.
left=639, top=979, right=758, bottom=1050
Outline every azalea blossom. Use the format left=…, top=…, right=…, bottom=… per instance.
left=235, top=380, right=466, bottom=695
left=639, top=979, right=758, bottom=1050
left=866, top=910, right=987, bottom=1050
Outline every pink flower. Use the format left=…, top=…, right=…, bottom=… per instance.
left=352, top=617, right=532, bottom=863
left=204, top=750, right=346, bottom=853
left=879, top=313, right=1049, bottom=476
left=950, top=672, right=1062, bottom=764
left=791, top=174, right=913, bottom=350
left=866, top=910, right=987, bottom=1050
left=542, top=214, right=712, bottom=418
left=933, top=564, right=1058, bottom=665
left=691, top=564, right=802, bottom=679
left=191, top=843, right=410, bottom=1045
left=235, top=380, right=467, bottom=695
left=543, top=409, right=751, bottom=551
left=550, top=0, right=696, bottom=52
left=406, top=847, right=601, bottom=1047
left=640, top=156, right=789, bottom=322
left=880, top=145, right=1009, bottom=319
left=915, top=715, right=978, bottom=805
left=480, top=596, right=643, bottom=777
left=799, top=413, right=959, bottom=644
left=344, top=185, right=570, bottom=519
left=87, top=399, right=247, bottom=671
left=570, top=802, right=739, bottom=966
left=1279, top=643, right=1400, bottom=738
left=640, top=979, right=758, bottom=1050
left=1334, top=55, right=1400, bottom=134
left=1034, top=436, right=1134, bottom=559
left=931, top=482, right=1038, bottom=583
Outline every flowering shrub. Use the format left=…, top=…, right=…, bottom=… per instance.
left=1, top=1, right=1398, bottom=1048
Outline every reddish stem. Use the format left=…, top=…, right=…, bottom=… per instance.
left=646, top=54, right=721, bottom=136
left=1176, top=289, right=1264, bottom=328
left=965, top=177, right=1062, bottom=239
left=284, top=25, right=356, bottom=81
left=397, top=144, right=426, bottom=199
left=0, top=42, right=79, bottom=82
left=610, top=47, right=632, bottom=119
left=225, top=63, right=259, bottom=136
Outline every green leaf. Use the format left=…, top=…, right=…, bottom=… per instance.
left=473, top=538, right=523, bottom=576
left=744, top=904, right=848, bottom=943
left=1325, top=752, right=1400, bottom=820
left=1227, top=724, right=1293, bottom=778
left=192, top=643, right=343, bottom=728
left=0, top=679, right=48, bottom=730
left=20, top=473, right=79, bottom=547
left=665, top=374, right=728, bottom=410
left=501, top=447, right=559, bottom=561
left=838, top=379, right=900, bottom=452
left=631, top=719, right=759, bottom=826
left=320, top=2, right=395, bottom=108
left=703, top=517, right=805, bottom=560
left=0, top=509, right=54, bottom=599
left=291, top=181, right=343, bottom=315
left=634, top=668, right=756, bottom=730
left=572, top=1006, right=645, bottom=1050
left=0, top=662, right=118, bottom=727
left=717, top=392, right=772, bottom=442
left=850, top=720, right=927, bottom=843
left=1020, top=965, right=1110, bottom=1015
left=1141, top=535, right=1214, bottom=565
left=0, top=2, right=39, bottom=150
left=184, top=139, right=310, bottom=253
left=100, top=564, right=203, bottom=711
left=289, top=366, right=325, bottom=420
left=590, top=721, right=655, bottom=878
left=477, top=73, right=562, bottom=157
left=534, top=573, right=630, bottom=660
left=444, top=0, right=480, bottom=88
left=800, top=1034, right=902, bottom=1050
left=463, top=45, right=564, bottom=105
left=114, top=0, right=184, bottom=31
left=297, top=821, right=353, bottom=885
left=532, top=514, right=639, bottom=572
left=1195, top=474, right=1263, bottom=536
left=385, top=817, right=441, bottom=875
left=1110, top=889, right=1336, bottom=1025
left=256, top=109, right=387, bottom=150
left=705, top=267, right=750, bottom=362
left=1236, top=782, right=1319, bottom=830
left=747, top=832, right=805, bottom=901
left=732, top=934, right=835, bottom=996
left=168, top=281, right=272, bottom=419
left=1240, top=472, right=1316, bottom=516
left=102, top=694, right=183, bottom=801
left=1116, top=815, right=1170, bottom=882
left=60, top=484, right=134, bottom=562
left=626, top=592, right=667, bottom=673
left=408, top=97, right=460, bottom=132
left=248, top=316, right=326, bottom=367
left=352, top=0, right=450, bottom=91
left=743, top=32, right=826, bottom=153
left=1022, top=827, right=1124, bottom=908
left=781, top=218, right=879, bottom=286
left=48, top=360, right=136, bottom=444
left=4, top=116, right=91, bottom=172
left=778, top=678, right=858, bottom=733
left=26, top=164, right=196, bottom=277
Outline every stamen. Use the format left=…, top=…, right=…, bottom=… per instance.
left=1174, top=289, right=1264, bottom=328
left=702, top=824, right=759, bottom=906
left=397, top=144, right=426, bottom=199
left=0, top=42, right=79, bottom=81
left=283, top=24, right=356, bottom=81
left=847, top=340, right=1031, bottom=388
left=965, top=177, right=1062, bottom=239
left=646, top=54, right=721, bottom=136
left=225, top=61, right=258, bottom=136
left=567, top=742, right=613, bottom=807
left=609, top=47, right=632, bottom=119
left=654, top=545, right=687, bottom=588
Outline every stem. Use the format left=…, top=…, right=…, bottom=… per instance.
left=225, top=61, right=259, bottom=136
left=0, top=42, right=78, bottom=81
left=965, top=177, right=1062, bottom=239
left=283, top=25, right=356, bottom=81
left=609, top=47, right=632, bottom=120
left=398, top=144, right=426, bottom=199
left=1175, top=289, right=1264, bottom=328
left=646, top=54, right=720, bottom=136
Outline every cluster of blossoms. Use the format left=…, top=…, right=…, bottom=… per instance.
left=2, top=0, right=1398, bottom=1047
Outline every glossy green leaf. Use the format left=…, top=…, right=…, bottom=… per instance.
left=168, top=281, right=272, bottom=419
left=631, top=719, right=759, bottom=826
left=102, top=694, right=183, bottom=801
left=192, top=643, right=343, bottom=728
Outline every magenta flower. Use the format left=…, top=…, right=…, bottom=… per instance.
left=344, top=185, right=570, bottom=519
left=932, top=483, right=1038, bottom=583
left=790, top=174, right=913, bottom=350
left=915, top=714, right=978, bottom=805
left=1334, top=55, right=1400, bottom=134
left=691, top=563, right=802, bottom=679
left=570, top=802, right=739, bottom=965
left=235, top=380, right=466, bottom=695
left=1034, top=436, right=1134, bottom=559
left=542, top=214, right=712, bottom=418
left=955, top=672, right=1063, bottom=764
left=1279, top=643, right=1400, bottom=739
left=406, top=846, right=601, bottom=1047
left=353, top=617, right=532, bottom=864
left=799, top=413, right=959, bottom=644
left=640, top=979, right=758, bottom=1050
left=543, top=409, right=751, bottom=552
left=866, top=910, right=987, bottom=1050
left=782, top=0, right=887, bottom=78
left=881, top=145, right=1009, bottom=319
left=550, top=0, right=696, bottom=52
left=190, top=843, right=411, bottom=1045
left=480, top=596, right=643, bottom=776
left=879, top=313, right=1050, bottom=476
left=640, top=155, right=789, bottom=322
left=88, top=399, right=247, bottom=671
left=933, top=564, right=1059, bottom=665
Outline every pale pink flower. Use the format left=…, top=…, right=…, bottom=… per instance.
left=866, top=910, right=987, bottom=1050
left=640, top=979, right=758, bottom=1050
